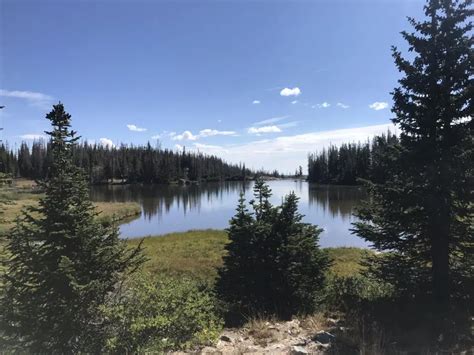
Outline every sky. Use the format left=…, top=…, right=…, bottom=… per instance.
left=0, top=0, right=425, bottom=173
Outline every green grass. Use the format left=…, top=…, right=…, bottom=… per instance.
left=0, top=180, right=141, bottom=236
left=324, top=247, right=371, bottom=277
left=127, top=230, right=369, bottom=282
left=127, top=230, right=229, bottom=282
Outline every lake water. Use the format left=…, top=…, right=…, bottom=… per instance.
left=90, top=180, right=368, bottom=248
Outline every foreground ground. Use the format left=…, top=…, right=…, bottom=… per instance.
left=128, top=230, right=369, bottom=354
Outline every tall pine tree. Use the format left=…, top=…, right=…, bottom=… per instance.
left=353, top=0, right=473, bottom=306
left=0, top=103, right=145, bottom=352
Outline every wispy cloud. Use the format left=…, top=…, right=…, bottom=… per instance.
left=151, top=134, right=161, bottom=139
left=171, top=129, right=236, bottom=141
left=127, top=124, right=147, bottom=132
left=337, top=102, right=349, bottom=109
left=317, top=102, right=330, bottom=108
left=194, top=142, right=229, bottom=153
left=198, top=129, right=236, bottom=138
left=278, top=121, right=299, bottom=128
left=280, top=87, right=301, bottom=97
left=189, top=123, right=398, bottom=173
left=248, top=125, right=282, bottom=134
left=0, top=89, right=54, bottom=109
left=19, top=134, right=47, bottom=140
left=369, top=102, right=389, bottom=110
left=252, top=100, right=261, bottom=104
left=252, top=115, right=289, bottom=126
left=291, top=100, right=298, bottom=105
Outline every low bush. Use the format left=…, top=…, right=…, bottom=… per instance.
left=324, top=274, right=393, bottom=313
left=101, top=273, right=223, bottom=352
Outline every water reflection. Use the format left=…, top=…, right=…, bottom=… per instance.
left=90, top=182, right=252, bottom=221
left=90, top=180, right=368, bottom=248
left=308, top=184, right=366, bottom=220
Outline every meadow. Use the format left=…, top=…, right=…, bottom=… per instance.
left=0, top=179, right=141, bottom=236
left=127, top=229, right=368, bottom=282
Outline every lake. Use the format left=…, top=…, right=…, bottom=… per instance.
left=90, top=180, right=368, bottom=248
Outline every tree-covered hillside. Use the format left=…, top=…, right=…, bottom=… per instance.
left=307, top=131, right=399, bottom=185
left=0, top=141, right=252, bottom=184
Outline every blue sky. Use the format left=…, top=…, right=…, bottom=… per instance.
left=0, top=0, right=424, bottom=172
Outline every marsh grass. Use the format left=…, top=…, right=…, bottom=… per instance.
left=0, top=181, right=141, bottom=236
left=126, top=231, right=368, bottom=283
left=127, top=229, right=229, bottom=282
left=324, top=247, right=370, bottom=277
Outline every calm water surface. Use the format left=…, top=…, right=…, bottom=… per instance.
left=90, top=180, right=368, bottom=248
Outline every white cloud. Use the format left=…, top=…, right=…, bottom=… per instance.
left=198, top=129, right=236, bottom=138
left=369, top=102, right=389, bottom=110
left=174, top=144, right=184, bottom=151
left=291, top=100, right=298, bottom=104
left=19, top=134, right=47, bottom=140
left=127, top=124, right=147, bottom=132
left=172, top=130, right=197, bottom=141
left=280, top=87, right=301, bottom=97
left=248, top=125, right=282, bottom=134
left=278, top=121, right=299, bottom=128
left=194, top=142, right=229, bottom=153
left=337, top=102, right=349, bottom=109
left=253, top=115, right=289, bottom=126
left=171, top=129, right=236, bottom=141
left=151, top=134, right=161, bottom=139
left=252, top=100, right=261, bottom=104
left=0, top=89, right=54, bottom=109
left=318, top=102, right=330, bottom=108
left=99, top=138, right=114, bottom=148
left=188, top=123, right=398, bottom=173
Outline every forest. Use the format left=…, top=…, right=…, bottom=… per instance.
left=307, top=131, right=399, bottom=185
left=0, top=141, right=254, bottom=184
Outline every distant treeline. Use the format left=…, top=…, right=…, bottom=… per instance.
left=307, top=131, right=399, bottom=185
left=0, top=141, right=258, bottom=184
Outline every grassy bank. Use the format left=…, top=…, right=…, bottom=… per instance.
left=127, top=230, right=369, bottom=282
left=0, top=180, right=141, bottom=236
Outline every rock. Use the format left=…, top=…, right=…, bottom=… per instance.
left=201, top=346, right=219, bottom=353
left=313, top=331, right=335, bottom=344
left=220, top=334, right=232, bottom=342
left=292, top=337, right=307, bottom=346
left=291, top=345, right=309, bottom=354
left=267, top=343, right=286, bottom=351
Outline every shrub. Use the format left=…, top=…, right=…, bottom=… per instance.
left=101, top=273, right=223, bottom=352
left=324, top=274, right=393, bottom=313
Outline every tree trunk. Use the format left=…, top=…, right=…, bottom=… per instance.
left=431, top=224, right=450, bottom=306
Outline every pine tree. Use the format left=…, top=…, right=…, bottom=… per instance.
left=0, top=103, right=145, bottom=352
left=217, top=179, right=329, bottom=320
left=353, top=0, right=473, bottom=306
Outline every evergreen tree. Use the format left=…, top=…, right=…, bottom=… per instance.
left=353, top=0, right=473, bottom=306
left=216, top=179, right=329, bottom=320
left=0, top=103, right=145, bottom=352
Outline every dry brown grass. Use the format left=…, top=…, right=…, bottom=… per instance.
left=244, top=316, right=279, bottom=347
left=300, top=313, right=330, bottom=333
